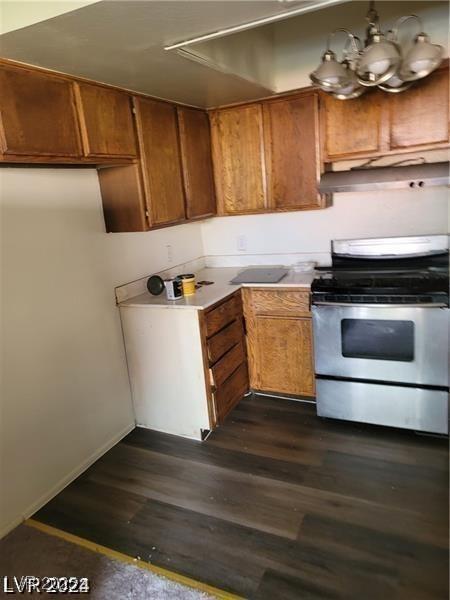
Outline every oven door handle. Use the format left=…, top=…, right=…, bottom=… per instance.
left=312, top=302, right=448, bottom=308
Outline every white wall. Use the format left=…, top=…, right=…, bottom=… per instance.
left=0, top=1, right=98, bottom=35
left=0, top=168, right=204, bottom=537
left=201, top=189, right=449, bottom=265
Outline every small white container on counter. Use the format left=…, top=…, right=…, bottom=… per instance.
left=292, top=261, right=316, bottom=273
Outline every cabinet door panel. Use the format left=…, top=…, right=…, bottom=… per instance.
left=76, top=83, right=137, bottom=158
left=177, top=107, right=216, bottom=220
left=0, top=64, right=81, bottom=157
left=210, top=104, right=267, bottom=214
left=250, top=315, right=315, bottom=397
left=322, top=91, right=384, bottom=159
left=389, top=69, right=449, bottom=149
left=134, top=97, right=186, bottom=227
left=264, top=93, right=322, bottom=209
left=97, top=164, right=148, bottom=232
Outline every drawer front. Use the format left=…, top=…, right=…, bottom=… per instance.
left=214, top=362, right=249, bottom=422
left=245, top=288, right=310, bottom=316
left=210, top=340, right=246, bottom=388
left=207, top=319, right=244, bottom=365
left=205, top=294, right=241, bottom=337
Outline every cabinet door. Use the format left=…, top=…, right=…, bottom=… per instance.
left=389, top=69, right=449, bottom=150
left=97, top=164, right=148, bottom=232
left=134, top=97, right=186, bottom=227
left=177, top=107, right=216, bottom=220
left=264, top=93, right=323, bottom=210
left=210, top=104, right=267, bottom=214
left=248, top=314, right=315, bottom=397
left=75, top=83, right=137, bottom=158
left=322, top=90, right=386, bottom=160
left=0, top=64, right=82, bottom=157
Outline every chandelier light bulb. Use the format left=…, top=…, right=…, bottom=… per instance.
left=332, top=63, right=366, bottom=99
left=356, top=33, right=401, bottom=86
left=400, top=33, right=444, bottom=81
left=310, top=50, right=352, bottom=91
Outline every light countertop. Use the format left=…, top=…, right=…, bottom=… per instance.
left=119, top=267, right=314, bottom=310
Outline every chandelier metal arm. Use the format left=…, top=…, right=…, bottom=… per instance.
left=389, top=14, right=424, bottom=41
left=326, top=28, right=361, bottom=54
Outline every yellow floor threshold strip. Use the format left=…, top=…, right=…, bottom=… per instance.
left=26, top=518, right=244, bottom=600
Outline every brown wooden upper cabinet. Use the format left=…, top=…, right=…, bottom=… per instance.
left=0, top=63, right=82, bottom=159
left=210, top=104, right=268, bottom=215
left=177, top=107, right=216, bottom=220
left=75, top=83, right=137, bottom=158
left=321, top=89, right=386, bottom=160
left=263, top=92, right=325, bottom=210
left=134, top=97, right=186, bottom=227
left=389, top=69, right=449, bottom=150
left=99, top=102, right=216, bottom=232
left=322, top=66, right=449, bottom=161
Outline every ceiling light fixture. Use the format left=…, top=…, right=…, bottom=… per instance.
left=310, top=1, right=444, bottom=100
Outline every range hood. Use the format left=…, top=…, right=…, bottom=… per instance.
left=319, top=161, right=450, bottom=194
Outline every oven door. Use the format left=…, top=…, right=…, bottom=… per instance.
left=312, top=304, right=448, bottom=386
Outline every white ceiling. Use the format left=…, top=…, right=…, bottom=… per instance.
left=0, top=0, right=344, bottom=107
left=1, top=0, right=446, bottom=108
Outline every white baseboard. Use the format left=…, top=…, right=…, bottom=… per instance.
left=0, top=422, right=135, bottom=540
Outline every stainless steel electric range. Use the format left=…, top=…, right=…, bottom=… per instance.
left=311, top=235, right=449, bottom=434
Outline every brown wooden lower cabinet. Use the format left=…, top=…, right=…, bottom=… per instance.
left=199, top=292, right=249, bottom=426
left=242, top=288, right=315, bottom=398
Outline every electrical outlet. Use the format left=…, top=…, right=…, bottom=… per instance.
left=166, top=244, right=173, bottom=263
left=237, top=234, right=247, bottom=252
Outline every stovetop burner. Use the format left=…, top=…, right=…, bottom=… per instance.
left=312, top=235, right=449, bottom=305
left=312, top=267, right=449, bottom=305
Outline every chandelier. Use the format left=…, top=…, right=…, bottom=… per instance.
left=310, top=1, right=444, bottom=100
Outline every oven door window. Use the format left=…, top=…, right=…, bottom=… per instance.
left=341, top=319, right=414, bottom=362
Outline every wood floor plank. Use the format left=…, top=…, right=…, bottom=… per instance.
left=315, top=450, right=448, bottom=514
left=298, top=514, right=449, bottom=600
left=123, top=427, right=312, bottom=486
left=212, top=396, right=448, bottom=469
left=86, top=442, right=305, bottom=540
left=255, top=566, right=397, bottom=600
left=35, top=483, right=402, bottom=599
left=32, top=396, right=448, bottom=599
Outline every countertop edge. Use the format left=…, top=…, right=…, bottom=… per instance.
left=118, top=268, right=313, bottom=310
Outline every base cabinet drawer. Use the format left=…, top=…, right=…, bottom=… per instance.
left=213, top=363, right=249, bottom=423
left=207, top=319, right=244, bottom=364
left=210, top=340, right=246, bottom=388
left=205, top=294, right=242, bottom=338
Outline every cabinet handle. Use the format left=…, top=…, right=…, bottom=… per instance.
left=209, top=369, right=215, bottom=389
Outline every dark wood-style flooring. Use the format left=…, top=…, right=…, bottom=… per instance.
left=35, top=396, right=449, bottom=599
